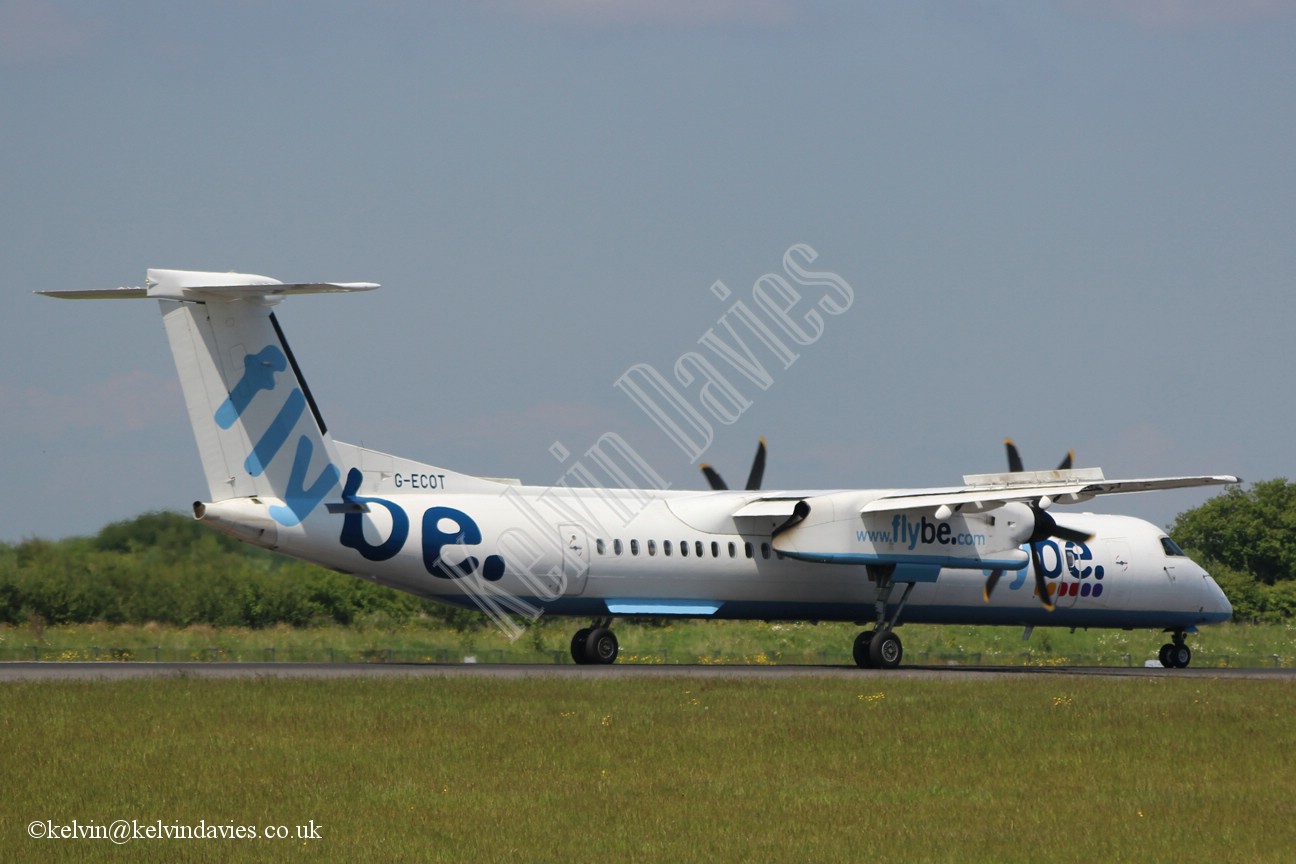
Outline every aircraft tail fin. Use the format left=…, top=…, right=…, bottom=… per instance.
left=41, top=269, right=378, bottom=526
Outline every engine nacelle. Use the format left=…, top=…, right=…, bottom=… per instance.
left=771, top=493, right=1033, bottom=571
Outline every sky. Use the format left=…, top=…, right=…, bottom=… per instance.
left=2, top=0, right=1293, bottom=542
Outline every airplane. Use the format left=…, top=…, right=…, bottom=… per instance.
left=41, top=269, right=1239, bottom=669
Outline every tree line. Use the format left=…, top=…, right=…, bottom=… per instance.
left=1, top=479, right=1293, bottom=628
left=1169, top=478, right=1296, bottom=623
left=0, top=512, right=481, bottom=630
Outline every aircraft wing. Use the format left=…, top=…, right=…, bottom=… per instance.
left=763, top=468, right=1240, bottom=572
left=859, top=469, right=1241, bottom=514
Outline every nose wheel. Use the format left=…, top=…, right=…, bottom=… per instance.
left=570, top=619, right=619, bottom=665
left=1158, top=631, right=1193, bottom=669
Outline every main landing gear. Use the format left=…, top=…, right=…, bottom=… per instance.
left=1158, top=630, right=1193, bottom=669
left=853, top=565, right=914, bottom=670
left=853, top=629, right=904, bottom=669
left=570, top=618, right=619, bottom=665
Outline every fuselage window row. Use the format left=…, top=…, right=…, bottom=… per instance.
left=593, top=538, right=773, bottom=560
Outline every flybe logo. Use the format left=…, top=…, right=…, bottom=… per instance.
left=1037, top=539, right=1107, bottom=600
left=995, top=540, right=1108, bottom=599
left=215, top=344, right=341, bottom=527
left=217, top=343, right=504, bottom=582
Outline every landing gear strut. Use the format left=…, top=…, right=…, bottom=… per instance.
left=853, top=566, right=913, bottom=670
left=571, top=618, right=618, bottom=665
left=1158, top=631, right=1193, bottom=669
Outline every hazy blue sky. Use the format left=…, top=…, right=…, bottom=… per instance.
left=3, top=0, right=1293, bottom=541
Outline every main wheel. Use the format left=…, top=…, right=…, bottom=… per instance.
left=868, top=630, right=903, bottom=669
left=571, top=628, right=593, bottom=664
left=585, top=627, right=619, bottom=665
left=1170, top=643, right=1192, bottom=669
left=1158, top=643, right=1175, bottom=668
left=853, top=631, right=875, bottom=668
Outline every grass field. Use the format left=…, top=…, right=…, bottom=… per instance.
left=2, top=674, right=1294, bottom=862
left=3, top=619, right=1293, bottom=668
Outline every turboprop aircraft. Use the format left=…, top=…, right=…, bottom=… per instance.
left=41, top=269, right=1238, bottom=669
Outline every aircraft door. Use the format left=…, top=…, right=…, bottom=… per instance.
left=1099, top=539, right=1129, bottom=602
left=1105, top=540, right=1130, bottom=574
left=559, top=524, right=589, bottom=596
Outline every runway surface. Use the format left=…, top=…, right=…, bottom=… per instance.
left=0, top=661, right=1291, bottom=682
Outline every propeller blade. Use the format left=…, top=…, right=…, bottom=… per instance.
left=744, top=437, right=767, bottom=491
left=1051, top=524, right=1093, bottom=545
left=701, top=438, right=768, bottom=491
left=1031, top=505, right=1058, bottom=540
left=1031, top=543, right=1056, bottom=612
left=982, top=569, right=1003, bottom=603
left=1005, top=438, right=1076, bottom=472
left=1005, top=438, right=1024, bottom=473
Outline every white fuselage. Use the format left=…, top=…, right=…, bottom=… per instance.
left=237, top=479, right=1231, bottom=632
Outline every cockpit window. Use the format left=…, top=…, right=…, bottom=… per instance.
left=1161, top=536, right=1187, bottom=557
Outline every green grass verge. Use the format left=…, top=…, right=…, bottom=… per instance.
left=1, top=675, right=1293, bottom=862
left=2, top=619, right=1294, bottom=667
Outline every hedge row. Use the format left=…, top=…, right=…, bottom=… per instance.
left=0, top=512, right=482, bottom=629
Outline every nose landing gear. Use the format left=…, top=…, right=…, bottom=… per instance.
left=1158, top=631, right=1193, bottom=669
left=570, top=619, right=619, bottom=665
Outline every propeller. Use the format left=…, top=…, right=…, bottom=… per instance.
left=984, top=440, right=1090, bottom=608
left=700, top=437, right=767, bottom=491
left=1004, top=438, right=1073, bottom=473
left=982, top=503, right=1094, bottom=609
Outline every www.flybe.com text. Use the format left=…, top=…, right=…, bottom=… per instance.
left=858, top=515, right=987, bottom=551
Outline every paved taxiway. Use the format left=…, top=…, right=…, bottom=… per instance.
left=0, top=662, right=1290, bottom=682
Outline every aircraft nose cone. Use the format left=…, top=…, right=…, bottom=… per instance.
left=1202, top=573, right=1233, bottom=623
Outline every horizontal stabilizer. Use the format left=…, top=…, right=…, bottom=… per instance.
left=39, top=268, right=378, bottom=302
left=38, top=287, right=149, bottom=300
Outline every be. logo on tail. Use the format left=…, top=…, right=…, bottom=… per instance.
left=338, top=468, right=505, bottom=581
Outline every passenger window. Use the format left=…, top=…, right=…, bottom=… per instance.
left=728, top=542, right=736, bottom=558
left=680, top=541, right=688, bottom=558
left=630, top=539, right=640, bottom=556
left=596, top=539, right=605, bottom=555
left=744, top=542, right=754, bottom=559
left=1161, top=537, right=1187, bottom=557
left=761, top=543, right=771, bottom=559
left=664, top=540, right=672, bottom=556
left=647, top=539, right=656, bottom=556
left=613, top=539, right=623, bottom=556
left=711, top=541, right=719, bottom=558
left=695, top=541, right=704, bottom=558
